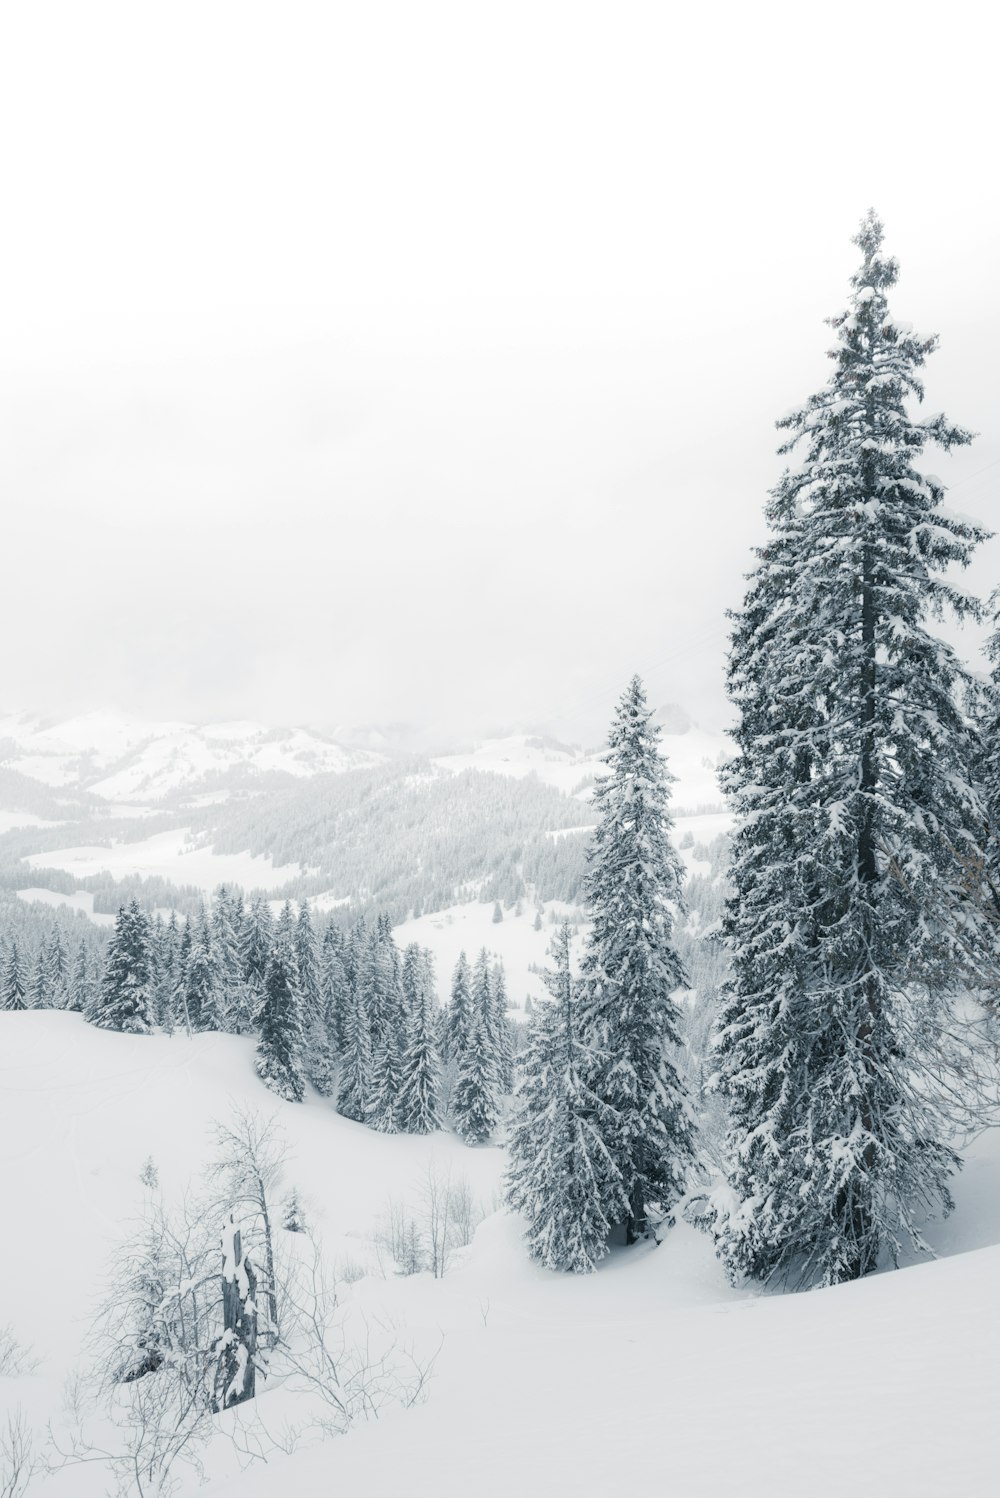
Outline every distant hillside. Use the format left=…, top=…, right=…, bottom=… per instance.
left=0, top=710, right=381, bottom=802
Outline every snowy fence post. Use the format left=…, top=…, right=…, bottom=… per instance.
left=214, top=1213, right=259, bottom=1411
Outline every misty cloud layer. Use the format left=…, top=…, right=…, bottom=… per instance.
left=1, top=2, right=996, bottom=743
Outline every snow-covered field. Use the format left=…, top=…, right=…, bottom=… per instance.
left=394, top=899, right=580, bottom=1007
left=14, top=887, right=117, bottom=927
left=2, top=1012, right=998, bottom=1497
left=0, top=810, right=62, bottom=835
left=433, top=722, right=728, bottom=811
left=25, top=828, right=309, bottom=895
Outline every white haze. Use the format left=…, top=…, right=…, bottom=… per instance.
left=1, top=0, right=997, bottom=744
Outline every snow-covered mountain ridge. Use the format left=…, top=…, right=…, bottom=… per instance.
left=0, top=711, right=383, bottom=803
left=0, top=708, right=730, bottom=811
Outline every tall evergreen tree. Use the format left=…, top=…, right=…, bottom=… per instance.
left=254, top=946, right=305, bottom=1103
left=397, top=944, right=442, bottom=1133
left=240, top=894, right=273, bottom=1023
left=1, top=939, right=27, bottom=1011
left=489, top=959, right=514, bottom=1093
left=577, top=675, right=694, bottom=1244
left=336, top=976, right=374, bottom=1124
left=711, top=212, right=990, bottom=1287
left=296, top=900, right=334, bottom=1095
left=451, top=1003, right=502, bottom=1145
left=68, top=938, right=92, bottom=1014
left=184, top=905, right=220, bottom=1033
left=212, top=887, right=249, bottom=1033
left=151, top=912, right=181, bottom=1032
left=93, top=901, right=153, bottom=1034
left=43, top=927, right=69, bottom=1008
left=441, top=951, right=473, bottom=1063
left=364, top=924, right=405, bottom=1131
left=320, top=925, right=350, bottom=1054
left=28, top=946, right=48, bottom=1009
left=506, top=925, right=626, bottom=1271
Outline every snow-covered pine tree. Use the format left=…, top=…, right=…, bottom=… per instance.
left=28, top=946, right=47, bottom=1008
left=184, top=904, right=220, bottom=1033
left=489, top=959, right=514, bottom=1092
left=254, top=945, right=305, bottom=1103
left=506, top=924, right=626, bottom=1271
left=397, top=944, right=442, bottom=1133
left=1, top=938, right=27, bottom=1011
left=366, top=922, right=406, bottom=1132
left=451, top=1000, right=502, bottom=1145
left=151, top=912, right=181, bottom=1032
left=975, top=605, right=1000, bottom=947
left=296, top=899, right=334, bottom=1095
left=43, top=927, right=69, bottom=1008
left=336, top=969, right=374, bottom=1123
left=711, top=212, right=990, bottom=1287
left=441, top=951, right=473, bottom=1063
left=93, top=900, right=154, bottom=1034
left=241, top=894, right=273, bottom=1014
left=577, top=675, right=694, bottom=1244
left=68, top=938, right=91, bottom=1013
left=320, top=924, right=350, bottom=1053
left=211, top=887, right=249, bottom=1033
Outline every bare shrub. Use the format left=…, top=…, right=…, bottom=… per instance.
left=1, top=1408, right=39, bottom=1498
left=0, top=1329, right=37, bottom=1380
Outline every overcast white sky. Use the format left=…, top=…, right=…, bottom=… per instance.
left=1, top=0, right=997, bottom=744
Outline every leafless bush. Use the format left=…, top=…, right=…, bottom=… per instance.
left=334, top=1253, right=369, bottom=1286
left=275, top=1234, right=439, bottom=1438
left=446, top=1175, right=477, bottom=1248
left=374, top=1198, right=426, bottom=1276
left=1, top=1409, right=39, bottom=1498
left=48, top=1362, right=212, bottom=1498
left=0, top=1328, right=37, bottom=1380
left=421, top=1160, right=454, bottom=1278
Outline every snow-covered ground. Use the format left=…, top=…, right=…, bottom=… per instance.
left=433, top=721, right=729, bottom=811
left=0, top=809, right=62, bottom=835
left=394, top=899, right=581, bottom=1007
left=25, top=827, right=309, bottom=894
left=2, top=1012, right=999, bottom=1497
left=14, top=887, right=117, bottom=927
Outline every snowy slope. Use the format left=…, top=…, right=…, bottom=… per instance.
left=394, top=899, right=580, bottom=1007
left=434, top=717, right=729, bottom=812
left=25, top=826, right=311, bottom=894
left=0, top=710, right=382, bottom=802
left=2, top=1013, right=999, bottom=1498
